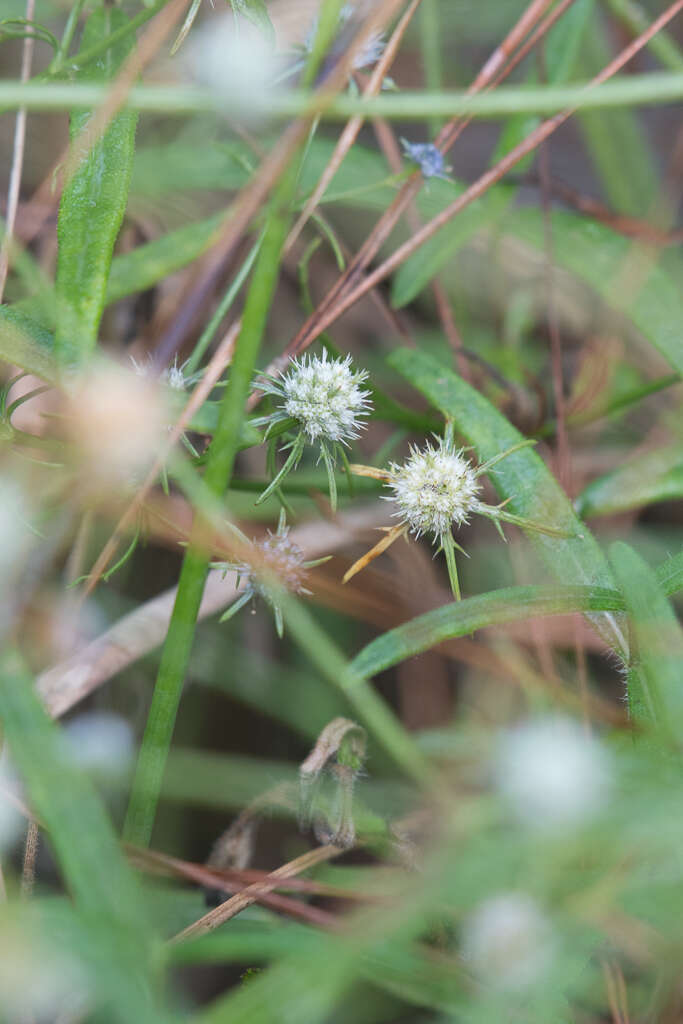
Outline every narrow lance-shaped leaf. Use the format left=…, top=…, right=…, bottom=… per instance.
left=576, top=441, right=683, bottom=519
left=389, top=348, right=628, bottom=657
left=350, top=584, right=622, bottom=680
left=55, top=7, right=138, bottom=365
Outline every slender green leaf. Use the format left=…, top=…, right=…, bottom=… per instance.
left=0, top=651, right=164, bottom=1023
left=105, top=214, right=222, bottom=306
left=610, top=542, right=683, bottom=732
left=228, top=0, right=276, bottom=46
left=577, top=442, right=683, bottom=518
left=0, top=306, right=56, bottom=381
left=54, top=7, right=138, bottom=364
left=124, top=161, right=299, bottom=848
left=350, top=584, right=621, bottom=679
left=389, top=348, right=628, bottom=655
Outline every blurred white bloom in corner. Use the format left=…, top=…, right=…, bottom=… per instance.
left=63, top=711, right=134, bottom=783
left=494, top=715, right=611, bottom=830
left=462, top=892, right=555, bottom=991
left=0, top=927, right=89, bottom=1022
left=66, top=362, right=167, bottom=486
left=183, top=15, right=284, bottom=117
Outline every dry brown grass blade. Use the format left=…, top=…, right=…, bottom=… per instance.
left=150, top=0, right=408, bottom=363
left=297, top=0, right=683, bottom=345
left=168, top=844, right=342, bottom=943
left=38, top=505, right=389, bottom=718
left=342, top=523, right=407, bottom=584
left=285, top=0, right=423, bottom=255
left=256, top=0, right=576, bottom=382
left=129, top=845, right=341, bottom=930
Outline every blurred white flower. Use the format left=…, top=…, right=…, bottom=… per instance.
left=184, top=14, right=284, bottom=117
left=494, top=715, right=611, bottom=830
left=0, top=927, right=89, bottom=1021
left=66, top=362, right=167, bottom=486
left=462, top=892, right=555, bottom=990
left=62, top=711, right=134, bottom=783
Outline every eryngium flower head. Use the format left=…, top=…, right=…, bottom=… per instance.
left=277, top=351, right=371, bottom=444
left=386, top=438, right=481, bottom=541
left=251, top=525, right=309, bottom=598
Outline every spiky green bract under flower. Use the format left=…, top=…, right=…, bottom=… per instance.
left=252, top=351, right=372, bottom=510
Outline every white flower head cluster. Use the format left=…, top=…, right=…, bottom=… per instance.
left=386, top=437, right=481, bottom=541
left=462, top=892, right=556, bottom=991
left=279, top=351, right=372, bottom=444
left=494, top=715, right=612, bottom=831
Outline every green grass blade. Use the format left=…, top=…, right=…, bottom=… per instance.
left=54, top=7, right=137, bottom=365
left=123, top=164, right=298, bottom=848
left=0, top=650, right=166, bottom=1022
left=576, top=442, right=683, bottom=518
left=350, top=584, right=621, bottom=679
left=0, top=306, right=56, bottom=381
left=389, top=348, right=628, bottom=656
left=281, top=593, right=436, bottom=788
left=105, top=213, right=222, bottom=306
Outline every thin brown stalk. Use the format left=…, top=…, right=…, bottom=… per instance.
left=169, top=844, right=341, bottom=944
left=0, top=0, right=36, bottom=302
left=150, top=0, right=408, bottom=366
left=296, top=0, right=683, bottom=346
left=38, top=505, right=389, bottom=718
left=260, top=0, right=577, bottom=379
left=130, top=846, right=339, bottom=929
left=62, top=0, right=190, bottom=186
left=21, top=820, right=39, bottom=898
left=286, top=0, right=423, bottom=254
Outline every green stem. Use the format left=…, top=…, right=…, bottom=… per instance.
left=49, top=0, right=88, bottom=73
left=123, top=166, right=297, bottom=848
left=281, top=594, right=437, bottom=789
left=67, top=0, right=170, bottom=71
left=185, top=232, right=263, bottom=376
left=4, top=72, right=683, bottom=118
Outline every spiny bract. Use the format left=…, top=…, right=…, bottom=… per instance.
left=386, top=439, right=481, bottom=541
left=279, top=351, right=372, bottom=444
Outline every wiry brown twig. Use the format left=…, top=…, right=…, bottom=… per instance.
left=0, top=0, right=36, bottom=301
left=250, top=0, right=579, bottom=393
left=286, top=0, right=683, bottom=352
left=168, top=843, right=342, bottom=944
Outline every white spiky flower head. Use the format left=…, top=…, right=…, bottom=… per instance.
left=252, top=351, right=372, bottom=512
left=278, top=351, right=371, bottom=444
left=345, top=430, right=566, bottom=600
left=386, top=437, right=481, bottom=541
